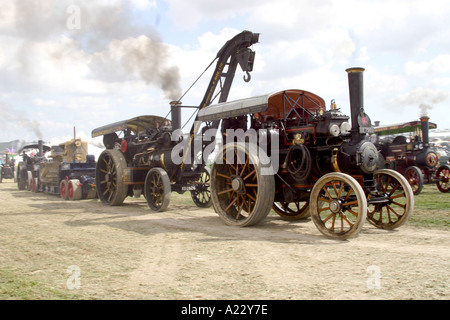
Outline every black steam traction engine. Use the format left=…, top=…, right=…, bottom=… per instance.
left=92, top=31, right=414, bottom=239
left=200, top=67, right=414, bottom=239
left=374, top=117, right=450, bottom=195
left=91, top=31, right=259, bottom=210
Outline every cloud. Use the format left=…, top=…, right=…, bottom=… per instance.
left=131, top=0, right=157, bottom=10
left=391, top=87, right=448, bottom=106
left=405, top=54, right=450, bottom=77
left=33, top=98, right=57, bottom=107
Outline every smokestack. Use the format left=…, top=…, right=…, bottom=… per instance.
left=38, top=140, right=43, bottom=157
left=420, top=116, right=430, bottom=147
left=346, top=67, right=374, bottom=142
left=170, top=100, right=182, bottom=131
left=346, top=67, right=365, bottom=132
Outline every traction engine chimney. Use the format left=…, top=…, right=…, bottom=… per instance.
left=346, top=67, right=366, bottom=143
left=38, top=140, right=44, bottom=157
left=420, top=116, right=430, bottom=147
left=170, top=100, right=182, bottom=132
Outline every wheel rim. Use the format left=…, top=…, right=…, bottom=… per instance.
left=310, top=173, right=366, bottom=239
left=273, top=201, right=310, bottom=220
left=367, top=169, right=414, bottom=229
left=211, top=143, right=275, bottom=227
left=436, top=165, right=450, bottom=192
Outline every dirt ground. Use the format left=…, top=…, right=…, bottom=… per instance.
left=0, top=180, right=449, bottom=300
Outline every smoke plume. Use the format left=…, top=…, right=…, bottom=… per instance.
left=0, top=102, right=43, bottom=140
left=89, top=36, right=182, bottom=100
left=5, top=0, right=182, bottom=100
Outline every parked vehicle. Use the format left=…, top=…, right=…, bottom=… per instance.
left=17, top=139, right=97, bottom=200
left=0, top=152, right=15, bottom=183
left=201, top=67, right=414, bottom=239
left=374, top=117, right=450, bottom=194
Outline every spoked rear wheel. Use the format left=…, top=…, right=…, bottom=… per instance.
left=310, top=172, right=367, bottom=240
left=96, top=149, right=128, bottom=206
left=211, top=142, right=275, bottom=227
left=144, top=167, right=171, bottom=212
left=272, top=201, right=310, bottom=220
left=191, top=167, right=212, bottom=208
left=367, top=169, right=414, bottom=229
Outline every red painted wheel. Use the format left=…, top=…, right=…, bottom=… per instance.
left=60, top=180, right=68, bottom=200
left=68, top=179, right=82, bottom=200
left=404, top=166, right=424, bottom=195
left=436, top=164, right=450, bottom=193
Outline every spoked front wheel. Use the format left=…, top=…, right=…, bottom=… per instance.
left=367, top=169, right=414, bottom=229
left=310, top=172, right=367, bottom=240
left=144, top=167, right=171, bottom=212
left=404, top=166, right=423, bottom=195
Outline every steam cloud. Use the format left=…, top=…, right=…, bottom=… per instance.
left=419, top=103, right=433, bottom=117
left=390, top=87, right=448, bottom=118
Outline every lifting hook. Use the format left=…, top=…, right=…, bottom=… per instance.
left=243, top=71, right=251, bottom=82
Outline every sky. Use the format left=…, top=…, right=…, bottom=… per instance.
left=1, top=0, right=449, bottom=150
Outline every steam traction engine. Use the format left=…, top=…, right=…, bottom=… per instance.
left=16, top=141, right=51, bottom=191
left=91, top=31, right=259, bottom=210
left=0, top=152, right=16, bottom=183
left=17, top=139, right=97, bottom=200
left=374, top=117, right=450, bottom=194
left=200, top=67, right=415, bottom=239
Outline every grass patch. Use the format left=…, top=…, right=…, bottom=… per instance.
left=0, top=269, right=86, bottom=300
left=407, top=184, right=450, bottom=229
